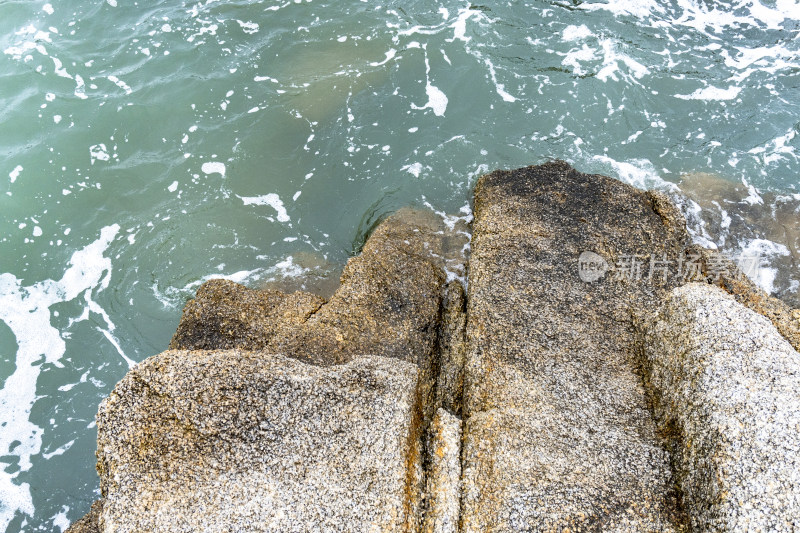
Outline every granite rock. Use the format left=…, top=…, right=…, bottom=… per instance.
left=72, top=162, right=800, bottom=532
left=683, top=244, right=800, bottom=353
left=168, top=280, right=325, bottom=352
left=85, top=209, right=461, bottom=533
left=434, top=282, right=467, bottom=416
left=96, top=350, right=424, bottom=533
left=461, top=161, right=688, bottom=531
left=638, top=283, right=800, bottom=531
left=170, top=208, right=447, bottom=369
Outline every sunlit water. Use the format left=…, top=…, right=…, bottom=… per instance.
left=2, top=0, right=799, bottom=530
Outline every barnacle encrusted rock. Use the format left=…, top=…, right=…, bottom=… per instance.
left=96, top=350, right=424, bottom=533
left=638, top=283, right=800, bottom=531
left=461, top=162, right=689, bottom=531
left=682, top=244, right=800, bottom=353
left=170, top=208, right=448, bottom=368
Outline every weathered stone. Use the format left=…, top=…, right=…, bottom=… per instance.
left=169, top=280, right=325, bottom=351
left=170, top=208, right=447, bottom=369
left=88, top=209, right=467, bottom=532
left=638, top=283, right=800, bottom=531
left=422, top=409, right=461, bottom=533
left=683, top=244, right=800, bottom=353
left=72, top=161, right=800, bottom=532
left=461, top=162, right=688, bottom=531
left=96, top=350, right=424, bottom=533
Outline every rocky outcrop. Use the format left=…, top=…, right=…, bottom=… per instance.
left=461, top=162, right=689, bottom=530
left=72, top=162, right=800, bottom=533
left=77, top=208, right=460, bottom=533
left=638, top=283, right=800, bottom=531
left=170, top=207, right=449, bottom=369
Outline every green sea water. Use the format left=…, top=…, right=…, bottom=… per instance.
left=1, top=0, right=799, bottom=530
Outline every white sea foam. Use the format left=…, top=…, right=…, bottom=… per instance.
left=236, top=20, right=259, bottom=34
left=560, top=35, right=649, bottom=83
left=596, top=38, right=650, bottom=82
left=679, top=196, right=719, bottom=250
left=738, top=238, right=791, bottom=294
left=369, top=49, right=396, bottom=66
left=0, top=225, right=119, bottom=530
left=9, top=165, right=23, bottom=183
left=240, top=193, right=290, bottom=222
left=591, top=155, right=676, bottom=191
left=89, top=144, right=110, bottom=164
left=670, top=0, right=800, bottom=34
left=562, top=44, right=597, bottom=76
left=402, top=162, right=423, bottom=177
left=748, top=128, right=798, bottom=165
left=272, top=256, right=305, bottom=278
left=107, top=75, right=132, bottom=95
left=448, top=6, right=482, bottom=42
left=201, top=161, right=226, bottom=177
left=562, top=24, right=593, bottom=42
left=742, top=182, right=764, bottom=205
left=484, top=58, right=516, bottom=102
left=411, top=48, right=448, bottom=116
left=50, top=506, right=71, bottom=532
left=675, top=85, right=741, bottom=101
left=580, top=0, right=665, bottom=19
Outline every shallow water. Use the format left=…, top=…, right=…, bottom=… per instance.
left=1, top=0, right=799, bottom=530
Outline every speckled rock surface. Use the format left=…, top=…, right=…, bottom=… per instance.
left=170, top=209, right=447, bottom=369
left=461, top=162, right=688, bottom=531
left=422, top=409, right=461, bottom=533
left=169, top=280, right=325, bottom=351
left=96, top=350, right=424, bottom=533
left=684, top=244, right=800, bottom=353
left=639, top=283, right=800, bottom=532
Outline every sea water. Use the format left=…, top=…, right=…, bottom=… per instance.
left=1, top=0, right=799, bottom=530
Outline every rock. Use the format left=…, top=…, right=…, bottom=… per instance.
left=90, top=208, right=465, bottom=532
left=422, top=409, right=461, bottom=533
left=682, top=244, right=800, bottom=353
left=96, top=350, right=424, bottom=533
left=461, top=162, right=688, bottom=530
left=638, top=283, right=800, bottom=531
left=169, top=280, right=325, bottom=351
left=74, top=161, right=800, bottom=532
left=170, top=208, right=447, bottom=369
